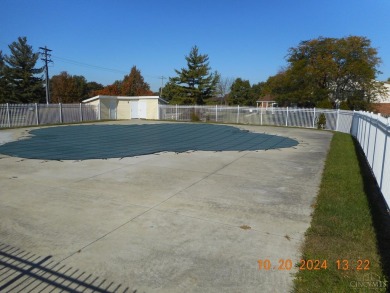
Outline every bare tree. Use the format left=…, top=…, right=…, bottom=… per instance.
left=216, top=74, right=234, bottom=105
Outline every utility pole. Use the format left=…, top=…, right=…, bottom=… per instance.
left=159, top=76, right=166, bottom=97
left=39, top=46, right=53, bottom=104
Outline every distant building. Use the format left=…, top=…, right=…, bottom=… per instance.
left=373, top=83, right=390, bottom=116
left=256, top=100, right=278, bottom=108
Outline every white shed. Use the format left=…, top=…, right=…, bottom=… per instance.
left=82, top=95, right=167, bottom=120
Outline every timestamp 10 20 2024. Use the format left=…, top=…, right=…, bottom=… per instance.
left=257, top=259, right=370, bottom=271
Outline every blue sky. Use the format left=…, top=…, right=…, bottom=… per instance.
left=1, top=0, right=389, bottom=92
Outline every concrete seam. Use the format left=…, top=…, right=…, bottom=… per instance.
left=59, top=152, right=249, bottom=263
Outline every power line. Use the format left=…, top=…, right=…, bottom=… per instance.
left=2, top=41, right=165, bottom=83
left=39, top=46, right=53, bottom=104
left=52, top=55, right=163, bottom=79
left=52, top=56, right=129, bottom=74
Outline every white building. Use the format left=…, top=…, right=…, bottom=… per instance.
left=374, top=83, right=390, bottom=115
left=82, top=95, right=167, bottom=120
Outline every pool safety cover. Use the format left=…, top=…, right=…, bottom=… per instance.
left=0, top=124, right=299, bottom=160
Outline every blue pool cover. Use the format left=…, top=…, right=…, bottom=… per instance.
left=0, top=124, right=298, bottom=160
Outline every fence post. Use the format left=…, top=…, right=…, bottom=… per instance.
left=6, top=103, right=11, bottom=128
left=350, top=110, right=355, bottom=136
left=237, top=105, right=240, bottom=124
left=357, top=111, right=362, bottom=142
left=359, top=111, right=364, bottom=144
left=286, top=107, right=289, bottom=127
left=59, top=103, right=63, bottom=123
left=215, top=104, right=218, bottom=122
left=175, top=104, right=178, bottom=121
left=371, top=113, right=380, bottom=169
left=312, top=108, right=316, bottom=128
left=379, top=118, right=390, bottom=189
left=79, top=103, right=83, bottom=122
left=260, top=106, right=263, bottom=125
left=365, top=112, right=373, bottom=155
left=362, top=112, right=369, bottom=155
left=335, top=109, right=340, bottom=131
left=35, top=103, right=39, bottom=125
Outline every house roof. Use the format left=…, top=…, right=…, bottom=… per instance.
left=82, top=95, right=168, bottom=104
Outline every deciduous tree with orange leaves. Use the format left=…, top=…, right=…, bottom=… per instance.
left=93, top=66, right=152, bottom=96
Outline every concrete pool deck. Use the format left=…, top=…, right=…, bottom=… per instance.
left=0, top=121, right=333, bottom=292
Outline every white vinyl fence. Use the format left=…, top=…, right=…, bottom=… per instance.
left=0, top=103, right=389, bottom=209
left=351, top=111, right=390, bottom=207
left=159, top=105, right=354, bottom=133
left=0, top=103, right=99, bottom=128
left=160, top=105, right=390, bottom=209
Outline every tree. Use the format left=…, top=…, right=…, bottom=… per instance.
left=215, top=74, right=234, bottom=105
left=93, top=81, right=121, bottom=96
left=0, top=51, right=9, bottom=103
left=161, top=80, right=192, bottom=104
left=263, top=70, right=313, bottom=107
left=3, top=37, right=44, bottom=103
left=171, top=46, right=218, bottom=104
left=121, top=66, right=153, bottom=96
left=251, top=82, right=265, bottom=103
left=228, top=78, right=252, bottom=105
left=86, top=81, right=104, bottom=97
left=50, top=71, right=89, bottom=103
left=93, top=66, right=152, bottom=97
left=264, top=36, right=384, bottom=110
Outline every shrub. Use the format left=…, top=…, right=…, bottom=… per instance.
left=316, top=113, right=326, bottom=129
left=191, top=111, right=200, bottom=122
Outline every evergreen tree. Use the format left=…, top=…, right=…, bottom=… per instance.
left=229, top=78, right=252, bottom=105
left=4, top=37, right=44, bottom=103
left=251, top=82, right=265, bottom=103
left=0, top=51, right=9, bottom=103
left=161, top=80, right=193, bottom=104
left=171, top=46, right=218, bottom=104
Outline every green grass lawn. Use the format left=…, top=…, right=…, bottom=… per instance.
left=294, top=132, right=389, bottom=292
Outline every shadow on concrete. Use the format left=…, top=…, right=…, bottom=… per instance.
left=0, top=242, right=131, bottom=293
left=0, top=124, right=298, bottom=160
left=353, top=139, right=390, bottom=282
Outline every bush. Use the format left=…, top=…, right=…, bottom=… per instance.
left=316, top=113, right=326, bottom=129
left=191, top=111, right=200, bottom=122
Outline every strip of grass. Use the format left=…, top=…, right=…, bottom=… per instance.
left=294, top=132, right=388, bottom=292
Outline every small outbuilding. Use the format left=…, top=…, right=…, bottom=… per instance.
left=82, top=95, right=167, bottom=120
